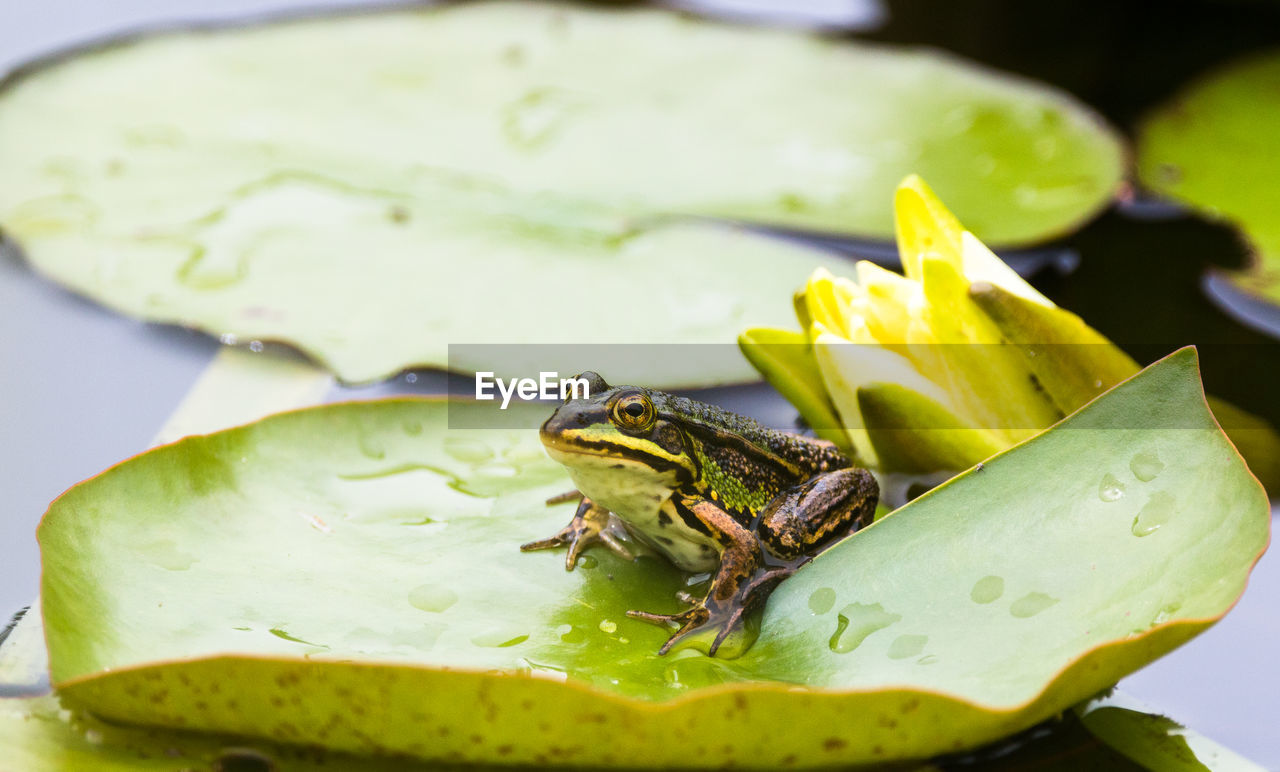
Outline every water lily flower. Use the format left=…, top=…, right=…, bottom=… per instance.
left=741, top=175, right=1141, bottom=475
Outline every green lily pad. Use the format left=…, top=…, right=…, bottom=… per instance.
left=1138, top=50, right=1280, bottom=304
left=0, top=2, right=1123, bottom=384
left=0, top=693, right=471, bottom=772
left=39, top=348, right=1267, bottom=767
left=0, top=608, right=478, bottom=771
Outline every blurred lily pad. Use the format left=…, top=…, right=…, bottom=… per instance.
left=39, top=348, right=1267, bottom=767
left=0, top=1, right=1123, bottom=384
left=1139, top=50, right=1280, bottom=307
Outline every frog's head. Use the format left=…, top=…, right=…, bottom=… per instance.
left=540, top=372, right=695, bottom=487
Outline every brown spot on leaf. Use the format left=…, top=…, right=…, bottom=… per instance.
left=823, top=738, right=847, bottom=751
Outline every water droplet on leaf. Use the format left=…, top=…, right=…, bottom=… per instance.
left=408, top=584, right=458, bottom=613
left=887, top=634, right=927, bottom=660
left=828, top=603, right=901, bottom=654
left=1010, top=592, right=1059, bottom=618
left=1131, top=491, right=1176, bottom=537
left=1130, top=451, right=1165, bottom=482
left=1098, top=473, right=1125, bottom=502
left=358, top=433, right=386, bottom=460
left=471, top=629, right=528, bottom=648
left=808, top=587, right=836, bottom=615
left=969, top=575, right=1004, bottom=604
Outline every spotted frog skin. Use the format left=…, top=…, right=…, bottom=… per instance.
left=522, top=372, right=878, bottom=657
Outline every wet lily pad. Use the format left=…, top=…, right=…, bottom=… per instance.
left=39, top=349, right=1267, bottom=767
left=1138, top=51, right=1280, bottom=306
left=0, top=694, right=463, bottom=772
left=0, top=2, right=1123, bottom=383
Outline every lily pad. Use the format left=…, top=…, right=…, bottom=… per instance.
left=1138, top=50, right=1280, bottom=305
left=0, top=2, right=1123, bottom=384
left=0, top=694, right=466, bottom=772
left=39, top=348, right=1267, bottom=767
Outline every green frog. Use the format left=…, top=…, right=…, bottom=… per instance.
left=523, top=372, right=878, bottom=657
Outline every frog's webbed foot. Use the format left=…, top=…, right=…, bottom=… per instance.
left=520, top=495, right=633, bottom=570
left=630, top=565, right=795, bottom=657
left=627, top=606, right=712, bottom=655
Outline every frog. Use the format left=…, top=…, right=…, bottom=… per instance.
left=522, top=372, right=878, bottom=657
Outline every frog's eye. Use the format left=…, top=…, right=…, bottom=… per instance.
left=612, top=392, right=655, bottom=430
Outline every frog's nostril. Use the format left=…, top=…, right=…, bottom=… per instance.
left=540, top=410, right=577, bottom=440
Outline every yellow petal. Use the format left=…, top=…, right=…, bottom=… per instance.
left=792, top=288, right=811, bottom=335
left=959, top=231, right=1054, bottom=307
left=854, top=260, right=916, bottom=347
left=739, top=328, right=849, bottom=450
left=894, top=174, right=964, bottom=282
left=919, top=257, right=1061, bottom=442
left=802, top=268, right=851, bottom=338
left=813, top=331, right=962, bottom=466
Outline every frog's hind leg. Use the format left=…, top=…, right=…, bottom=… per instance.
left=520, top=496, right=633, bottom=570
left=756, top=468, right=878, bottom=561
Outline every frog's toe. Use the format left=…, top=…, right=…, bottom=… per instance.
left=544, top=489, right=584, bottom=506
left=708, top=607, right=750, bottom=657
left=597, top=528, right=635, bottom=561
left=519, top=524, right=574, bottom=553
left=563, top=533, right=593, bottom=571
left=519, top=533, right=567, bottom=552
left=519, top=523, right=583, bottom=570
left=626, top=608, right=688, bottom=627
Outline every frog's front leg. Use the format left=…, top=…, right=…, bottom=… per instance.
left=627, top=494, right=768, bottom=657
left=629, top=469, right=877, bottom=657
left=520, top=493, right=633, bottom=570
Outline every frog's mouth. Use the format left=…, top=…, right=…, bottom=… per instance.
left=539, top=429, right=629, bottom=464
left=540, top=425, right=693, bottom=481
